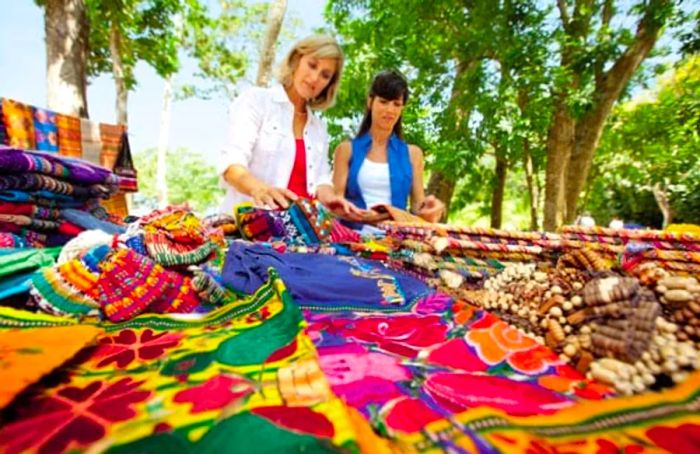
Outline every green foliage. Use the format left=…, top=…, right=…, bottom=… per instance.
left=324, top=0, right=552, bottom=218
left=133, top=148, right=224, bottom=215
left=585, top=55, right=700, bottom=227
left=178, top=0, right=269, bottom=101
left=85, top=0, right=191, bottom=86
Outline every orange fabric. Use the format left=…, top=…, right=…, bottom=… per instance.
left=2, top=99, right=36, bottom=149
left=99, top=123, right=125, bottom=170
left=56, top=113, right=82, bottom=158
left=0, top=325, right=102, bottom=408
left=101, top=192, right=129, bottom=218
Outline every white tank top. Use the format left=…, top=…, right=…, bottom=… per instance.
left=357, top=158, right=391, bottom=208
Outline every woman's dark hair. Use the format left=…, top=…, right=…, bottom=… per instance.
left=356, top=70, right=409, bottom=139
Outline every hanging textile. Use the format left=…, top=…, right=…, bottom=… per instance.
left=32, top=107, right=59, bottom=152
left=2, top=99, right=36, bottom=150
left=99, top=123, right=124, bottom=170
left=56, top=113, right=82, bottom=158
left=79, top=118, right=102, bottom=165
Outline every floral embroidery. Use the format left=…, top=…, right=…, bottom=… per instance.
left=0, top=378, right=150, bottom=454
left=466, top=312, right=561, bottom=374
left=173, top=374, right=253, bottom=413
left=92, top=329, right=183, bottom=369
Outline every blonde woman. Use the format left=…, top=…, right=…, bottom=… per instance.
left=218, top=34, right=363, bottom=219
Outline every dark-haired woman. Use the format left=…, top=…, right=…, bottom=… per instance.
left=332, top=71, right=445, bottom=223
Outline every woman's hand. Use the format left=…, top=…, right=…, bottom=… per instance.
left=250, top=185, right=298, bottom=209
left=317, top=190, right=366, bottom=221
left=417, top=195, right=445, bottom=223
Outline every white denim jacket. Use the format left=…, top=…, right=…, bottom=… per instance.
left=218, top=84, right=333, bottom=214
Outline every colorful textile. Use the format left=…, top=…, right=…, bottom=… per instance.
left=0, top=232, right=29, bottom=248
left=31, top=256, right=102, bottom=318
left=0, top=173, right=116, bottom=199
left=99, top=123, right=124, bottom=170
left=0, top=325, right=101, bottom=408
left=393, top=370, right=700, bottom=453
left=306, top=297, right=612, bottom=438
left=0, top=146, right=119, bottom=186
left=96, top=247, right=201, bottom=321
left=1, top=99, right=35, bottom=149
left=79, top=118, right=102, bottom=165
left=223, top=241, right=432, bottom=311
left=0, top=305, right=79, bottom=328
left=61, top=208, right=125, bottom=234
left=32, top=107, right=59, bottom=152
left=56, top=113, right=82, bottom=158
left=141, top=206, right=215, bottom=267
left=113, top=131, right=138, bottom=192
left=0, top=202, right=61, bottom=220
left=0, top=271, right=364, bottom=453
left=0, top=247, right=60, bottom=279
left=235, top=198, right=333, bottom=245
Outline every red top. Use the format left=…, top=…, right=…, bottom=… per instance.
left=287, top=138, right=310, bottom=198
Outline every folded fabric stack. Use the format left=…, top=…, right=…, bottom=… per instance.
left=0, top=98, right=138, bottom=195
left=377, top=222, right=560, bottom=288
left=561, top=225, right=700, bottom=279
left=24, top=205, right=232, bottom=322
left=0, top=146, right=125, bottom=247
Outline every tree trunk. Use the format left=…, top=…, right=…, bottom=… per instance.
left=45, top=0, right=89, bottom=117
left=156, top=76, right=174, bottom=208
left=563, top=4, right=669, bottom=223
left=653, top=183, right=672, bottom=228
left=427, top=171, right=456, bottom=222
left=490, top=154, right=508, bottom=229
left=109, top=22, right=128, bottom=125
left=256, top=0, right=287, bottom=87
left=522, top=139, right=539, bottom=231
left=543, top=96, right=575, bottom=231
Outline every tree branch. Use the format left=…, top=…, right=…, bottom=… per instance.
left=557, top=0, right=571, bottom=30
left=595, top=0, right=614, bottom=86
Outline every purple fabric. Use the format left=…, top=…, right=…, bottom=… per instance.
left=0, top=145, right=118, bottom=185
left=0, top=173, right=117, bottom=199
left=0, top=102, right=7, bottom=146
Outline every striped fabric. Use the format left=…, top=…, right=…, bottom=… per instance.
left=99, top=123, right=124, bottom=170
left=56, top=113, right=82, bottom=158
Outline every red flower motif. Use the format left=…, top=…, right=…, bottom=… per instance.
left=466, top=312, right=560, bottom=375
left=92, top=329, right=183, bottom=369
left=645, top=423, right=700, bottom=453
left=329, top=314, right=448, bottom=358
left=425, top=338, right=489, bottom=372
left=595, top=438, right=645, bottom=454
left=0, top=378, right=150, bottom=454
left=522, top=438, right=588, bottom=454
left=173, top=374, right=253, bottom=413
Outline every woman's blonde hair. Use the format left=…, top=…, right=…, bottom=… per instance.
left=277, top=34, right=344, bottom=110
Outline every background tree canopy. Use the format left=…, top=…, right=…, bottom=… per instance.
left=36, top=0, right=698, bottom=226
left=322, top=0, right=698, bottom=230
